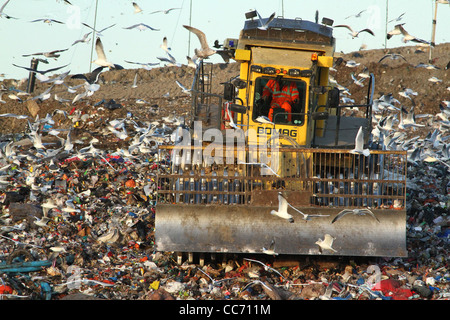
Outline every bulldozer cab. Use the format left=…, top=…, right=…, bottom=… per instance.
left=252, top=76, right=307, bottom=126
left=155, top=15, right=407, bottom=258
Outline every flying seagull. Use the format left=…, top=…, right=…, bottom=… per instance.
left=378, top=53, right=407, bottom=64
left=123, top=23, right=159, bottom=31
left=175, top=80, right=191, bottom=95
left=183, top=25, right=216, bottom=59
left=388, top=24, right=430, bottom=44
left=399, top=105, right=425, bottom=130
left=72, top=32, right=92, bottom=46
left=315, top=234, right=337, bottom=253
left=351, top=73, right=366, bottom=87
left=82, top=23, right=116, bottom=37
left=0, top=0, right=16, bottom=19
left=345, top=9, right=367, bottom=19
left=124, top=60, right=159, bottom=70
left=30, top=18, right=65, bottom=24
left=22, top=48, right=69, bottom=59
left=334, top=25, right=375, bottom=38
left=270, top=192, right=294, bottom=223
left=386, top=23, right=405, bottom=39
left=71, top=66, right=104, bottom=83
left=398, top=88, right=418, bottom=100
left=331, top=208, right=380, bottom=224
left=12, top=63, right=69, bottom=75
left=132, top=2, right=142, bottom=13
left=93, top=37, right=114, bottom=68
left=350, top=126, right=370, bottom=156
left=160, top=37, right=171, bottom=53
left=388, top=12, right=405, bottom=23
left=150, top=8, right=181, bottom=15
left=256, top=11, right=276, bottom=30
left=283, top=201, right=330, bottom=221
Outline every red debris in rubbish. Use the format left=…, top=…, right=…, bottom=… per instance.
left=0, top=285, right=13, bottom=294
left=372, top=279, right=413, bottom=300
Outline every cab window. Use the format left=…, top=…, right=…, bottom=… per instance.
left=252, top=77, right=306, bottom=125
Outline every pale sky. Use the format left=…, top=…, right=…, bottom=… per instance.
left=1, top=0, right=449, bottom=80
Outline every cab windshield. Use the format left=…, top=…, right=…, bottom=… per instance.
left=252, top=76, right=307, bottom=125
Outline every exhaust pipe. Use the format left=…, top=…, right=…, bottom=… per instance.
left=26, top=58, right=39, bottom=94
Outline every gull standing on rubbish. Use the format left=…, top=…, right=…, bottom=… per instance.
left=428, top=77, right=442, bottom=84
left=270, top=192, right=294, bottom=223
left=244, top=258, right=285, bottom=280
left=49, top=246, right=67, bottom=267
left=350, top=126, right=370, bottom=156
left=315, top=234, right=337, bottom=253
left=256, top=11, right=276, bottom=30
left=183, top=25, right=216, bottom=59
left=331, top=208, right=380, bottom=224
left=197, top=268, right=236, bottom=286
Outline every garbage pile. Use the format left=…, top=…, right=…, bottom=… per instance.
left=0, top=103, right=448, bottom=301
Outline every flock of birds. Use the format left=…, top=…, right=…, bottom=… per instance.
left=1, top=2, right=449, bottom=254
left=268, top=191, right=381, bottom=254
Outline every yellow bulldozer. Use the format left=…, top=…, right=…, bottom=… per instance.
left=155, top=13, right=407, bottom=258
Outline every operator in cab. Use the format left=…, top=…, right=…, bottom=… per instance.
left=262, top=75, right=299, bottom=123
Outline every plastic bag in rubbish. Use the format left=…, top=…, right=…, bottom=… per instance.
left=67, top=265, right=82, bottom=290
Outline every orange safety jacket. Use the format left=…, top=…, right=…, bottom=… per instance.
left=263, top=79, right=299, bottom=121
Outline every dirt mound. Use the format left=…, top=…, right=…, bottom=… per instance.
left=335, top=42, right=450, bottom=116
left=0, top=43, right=448, bottom=138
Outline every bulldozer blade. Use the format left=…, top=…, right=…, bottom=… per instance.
left=155, top=204, right=407, bottom=257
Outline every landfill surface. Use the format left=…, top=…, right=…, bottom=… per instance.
left=0, top=43, right=449, bottom=301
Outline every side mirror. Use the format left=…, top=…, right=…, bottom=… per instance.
left=223, top=82, right=235, bottom=101
left=229, top=103, right=247, bottom=114
left=311, top=111, right=329, bottom=120
left=327, top=87, right=340, bottom=108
